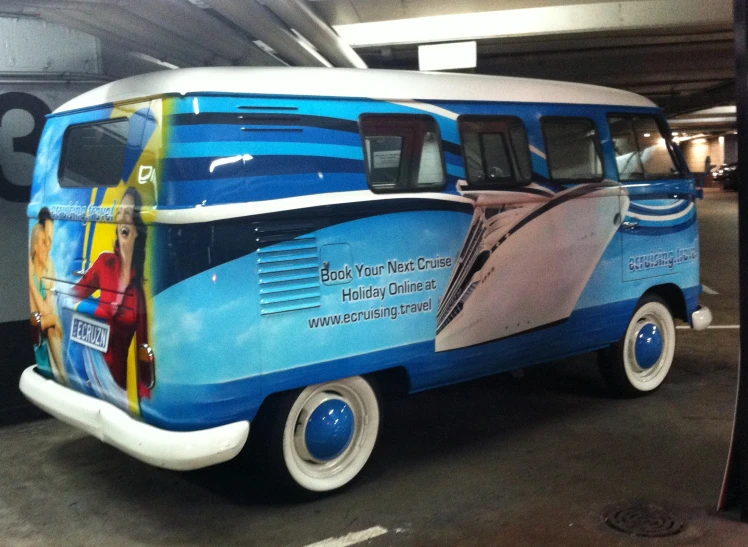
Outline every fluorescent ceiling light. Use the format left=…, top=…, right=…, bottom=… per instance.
left=673, top=133, right=706, bottom=143
left=253, top=40, right=277, bottom=54
left=291, top=28, right=320, bottom=52
left=129, top=52, right=179, bottom=70
left=332, top=0, right=731, bottom=47
left=419, top=41, right=476, bottom=71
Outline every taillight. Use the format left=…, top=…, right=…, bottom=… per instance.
left=137, top=344, right=155, bottom=389
left=30, top=312, right=42, bottom=346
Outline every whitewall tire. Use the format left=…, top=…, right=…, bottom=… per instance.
left=254, top=376, right=380, bottom=496
left=599, top=295, right=676, bottom=397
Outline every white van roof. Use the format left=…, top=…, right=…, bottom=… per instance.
left=55, top=67, right=657, bottom=114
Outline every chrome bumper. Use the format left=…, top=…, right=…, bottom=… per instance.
left=19, top=366, right=249, bottom=471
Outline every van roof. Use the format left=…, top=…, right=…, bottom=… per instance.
left=54, top=67, right=657, bottom=114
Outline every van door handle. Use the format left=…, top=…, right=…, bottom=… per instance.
left=73, top=269, right=85, bottom=277
left=622, top=220, right=639, bottom=230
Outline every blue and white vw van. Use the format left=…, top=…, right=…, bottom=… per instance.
left=20, top=67, right=712, bottom=494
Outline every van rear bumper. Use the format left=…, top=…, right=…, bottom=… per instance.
left=19, top=366, right=249, bottom=471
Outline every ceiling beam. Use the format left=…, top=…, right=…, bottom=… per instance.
left=40, top=8, right=197, bottom=68
left=597, top=71, right=735, bottom=87
left=358, top=31, right=734, bottom=62
left=668, top=122, right=736, bottom=134
left=263, top=0, right=366, bottom=68
left=43, top=5, right=231, bottom=66
left=366, top=35, right=734, bottom=67
left=475, top=31, right=735, bottom=56
left=117, top=0, right=284, bottom=67
left=663, top=82, right=737, bottom=116
left=9, top=0, right=284, bottom=67
left=333, top=0, right=733, bottom=47
left=202, top=0, right=331, bottom=67
left=626, top=82, right=729, bottom=95
left=0, top=0, right=117, bottom=10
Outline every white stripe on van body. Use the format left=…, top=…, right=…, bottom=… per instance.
left=388, top=100, right=459, bottom=120
left=630, top=199, right=688, bottom=211
left=627, top=202, right=694, bottom=222
left=153, top=190, right=475, bottom=224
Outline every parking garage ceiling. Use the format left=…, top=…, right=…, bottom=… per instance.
left=0, top=0, right=736, bottom=130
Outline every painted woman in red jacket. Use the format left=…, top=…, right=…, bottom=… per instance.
left=74, top=187, right=148, bottom=396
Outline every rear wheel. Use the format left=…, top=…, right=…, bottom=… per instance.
left=598, top=295, right=676, bottom=397
left=254, top=376, right=380, bottom=496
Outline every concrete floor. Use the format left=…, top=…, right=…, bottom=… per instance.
left=0, top=191, right=745, bottom=546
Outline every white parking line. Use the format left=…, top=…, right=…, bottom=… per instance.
left=676, top=325, right=739, bottom=330
left=301, top=526, right=389, bottom=547
left=702, top=284, right=719, bottom=295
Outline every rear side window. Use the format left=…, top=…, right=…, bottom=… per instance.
left=541, top=117, right=603, bottom=182
left=59, top=119, right=129, bottom=188
left=459, top=116, right=532, bottom=187
left=359, top=114, right=446, bottom=192
left=608, top=115, right=679, bottom=181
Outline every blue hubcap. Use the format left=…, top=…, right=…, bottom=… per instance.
left=635, top=322, right=664, bottom=369
left=305, top=398, right=355, bottom=461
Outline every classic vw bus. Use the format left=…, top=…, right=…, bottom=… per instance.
left=21, top=67, right=712, bottom=494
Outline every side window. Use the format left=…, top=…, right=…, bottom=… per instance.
left=459, top=116, right=532, bottom=187
left=541, top=117, right=604, bottom=182
left=359, top=114, right=446, bottom=192
left=609, top=115, right=679, bottom=181
left=59, top=119, right=130, bottom=188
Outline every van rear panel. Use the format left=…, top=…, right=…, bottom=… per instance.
left=28, top=99, right=161, bottom=418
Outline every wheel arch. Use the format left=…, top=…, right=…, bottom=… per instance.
left=251, top=364, right=411, bottom=424
left=642, top=283, right=688, bottom=322
left=365, top=365, right=411, bottom=400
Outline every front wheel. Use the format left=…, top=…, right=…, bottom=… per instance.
left=253, top=376, right=380, bottom=496
left=598, top=295, right=676, bottom=397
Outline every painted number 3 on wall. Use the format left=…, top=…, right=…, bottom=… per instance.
left=0, top=92, right=51, bottom=203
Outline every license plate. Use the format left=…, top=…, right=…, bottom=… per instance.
left=70, top=313, right=110, bottom=353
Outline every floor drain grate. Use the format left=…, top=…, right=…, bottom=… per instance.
left=602, top=503, right=684, bottom=537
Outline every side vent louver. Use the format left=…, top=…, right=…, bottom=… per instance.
left=237, top=106, right=298, bottom=111
left=257, top=223, right=320, bottom=316
left=237, top=110, right=303, bottom=133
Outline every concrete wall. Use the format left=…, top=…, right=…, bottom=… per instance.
left=680, top=136, right=734, bottom=174
left=680, top=138, right=713, bottom=173
left=0, top=17, right=105, bottom=424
